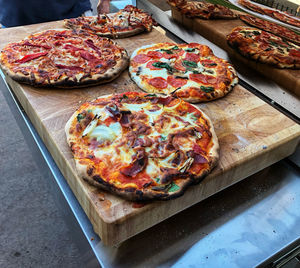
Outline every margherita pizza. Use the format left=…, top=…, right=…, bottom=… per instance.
left=129, top=43, right=238, bottom=103
left=65, top=92, right=219, bottom=201
left=239, top=14, right=300, bottom=45
left=0, top=29, right=129, bottom=88
left=167, top=0, right=237, bottom=19
left=64, top=5, right=157, bottom=38
left=227, top=26, right=300, bottom=69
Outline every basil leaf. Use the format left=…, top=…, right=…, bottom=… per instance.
left=185, top=48, right=195, bottom=52
left=152, top=62, right=174, bottom=73
left=200, top=86, right=214, bottom=93
left=253, top=31, right=260, bottom=36
left=208, top=63, right=217, bottom=66
left=171, top=45, right=179, bottom=50
left=168, top=182, right=180, bottom=192
left=161, top=135, right=167, bottom=141
left=160, top=48, right=173, bottom=54
left=183, top=60, right=197, bottom=68
left=192, top=70, right=200, bottom=74
left=77, top=113, right=85, bottom=122
left=154, top=177, right=160, bottom=183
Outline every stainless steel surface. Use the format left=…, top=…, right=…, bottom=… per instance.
left=137, top=0, right=300, bottom=119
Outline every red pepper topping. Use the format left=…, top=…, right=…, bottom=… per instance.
left=16, top=51, right=48, bottom=63
left=23, top=41, right=51, bottom=49
left=55, top=64, right=83, bottom=71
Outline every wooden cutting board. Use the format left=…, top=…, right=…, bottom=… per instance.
left=171, top=8, right=300, bottom=98
left=0, top=21, right=300, bottom=246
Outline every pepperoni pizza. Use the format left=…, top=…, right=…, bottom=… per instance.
left=0, top=29, right=129, bottom=87
left=129, top=43, right=238, bottom=103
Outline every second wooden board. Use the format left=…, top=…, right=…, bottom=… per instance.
left=171, top=7, right=300, bottom=98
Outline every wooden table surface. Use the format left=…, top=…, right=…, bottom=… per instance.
left=0, top=20, right=299, bottom=246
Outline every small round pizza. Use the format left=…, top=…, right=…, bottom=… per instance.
left=0, top=29, right=129, bottom=88
left=64, top=5, right=157, bottom=38
left=129, top=42, right=238, bottom=103
left=227, top=26, right=300, bottom=69
left=65, top=92, right=219, bottom=201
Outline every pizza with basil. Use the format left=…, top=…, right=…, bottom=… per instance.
left=167, top=0, right=237, bottom=19
left=65, top=92, right=219, bottom=201
left=0, top=29, right=129, bottom=88
left=239, top=14, right=300, bottom=45
left=129, top=43, right=238, bottom=103
left=64, top=5, right=157, bottom=38
left=227, top=26, right=300, bottom=68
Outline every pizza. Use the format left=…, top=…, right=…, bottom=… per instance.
left=238, top=0, right=300, bottom=28
left=64, top=5, right=157, bottom=38
left=238, top=0, right=265, bottom=14
left=0, top=29, right=129, bottom=88
left=227, top=26, right=300, bottom=69
left=263, top=9, right=300, bottom=28
left=129, top=42, right=238, bottom=103
left=65, top=92, right=219, bottom=201
left=239, top=14, right=300, bottom=45
left=167, top=0, right=237, bottom=19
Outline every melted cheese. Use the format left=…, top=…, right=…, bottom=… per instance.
left=89, top=122, right=122, bottom=142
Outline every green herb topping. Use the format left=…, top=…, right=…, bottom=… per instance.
left=183, top=60, right=198, bottom=68
left=152, top=62, right=174, bottom=73
left=77, top=113, right=85, bottom=122
left=168, top=182, right=180, bottom=192
left=200, top=86, right=214, bottom=93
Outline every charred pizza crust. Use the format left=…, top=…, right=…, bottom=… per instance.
left=0, top=29, right=129, bottom=88
left=129, top=43, right=238, bottom=103
left=227, top=26, right=300, bottom=69
left=64, top=5, right=157, bottom=39
left=65, top=92, right=219, bottom=201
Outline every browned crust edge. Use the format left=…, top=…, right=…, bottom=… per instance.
left=64, top=18, right=146, bottom=39
left=65, top=93, right=219, bottom=201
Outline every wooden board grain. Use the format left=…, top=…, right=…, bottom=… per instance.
left=0, top=21, right=300, bottom=246
left=171, top=7, right=300, bottom=98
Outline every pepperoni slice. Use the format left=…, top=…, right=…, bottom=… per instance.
left=162, top=52, right=178, bottom=59
left=290, top=49, right=300, bottom=58
left=147, top=51, right=163, bottom=59
left=201, top=59, right=217, bottom=67
left=132, top=54, right=151, bottom=63
left=146, top=60, right=162, bottom=70
left=167, top=76, right=187, bottom=88
left=189, top=73, right=217, bottom=84
left=174, top=60, right=186, bottom=72
left=184, top=52, right=200, bottom=63
left=149, top=77, right=168, bottom=89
